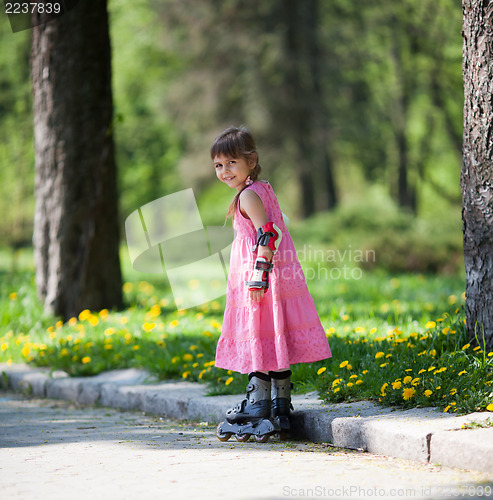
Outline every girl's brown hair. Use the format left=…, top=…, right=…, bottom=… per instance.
left=210, top=126, right=261, bottom=220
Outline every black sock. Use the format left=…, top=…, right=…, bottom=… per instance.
left=248, top=371, right=271, bottom=382
left=269, top=370, right=291, bottom=380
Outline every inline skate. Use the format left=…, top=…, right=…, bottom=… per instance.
left=216, top=372, right=277, bottom=443
left=270, top=370, right=293, bottom=441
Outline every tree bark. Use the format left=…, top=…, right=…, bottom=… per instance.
left=461, top=0, right=493, bottom=350
left=31, top=0, right=122, bottom=320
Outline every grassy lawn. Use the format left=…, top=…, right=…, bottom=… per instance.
left=1, top=247, right=492, bottom=415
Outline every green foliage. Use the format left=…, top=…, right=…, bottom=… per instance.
left=0, top=22, right=34, bottom=249
left=289, top=186, right=463, bottom=274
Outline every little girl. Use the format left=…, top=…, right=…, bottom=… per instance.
left=212, top=126, right=332, bottom=442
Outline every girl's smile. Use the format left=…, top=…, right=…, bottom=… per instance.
left=214, top=154, right=255, bottom=192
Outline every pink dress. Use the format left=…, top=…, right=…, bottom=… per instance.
left=215, top=180, right=332, bottom=374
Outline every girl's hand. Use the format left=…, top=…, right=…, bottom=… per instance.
left=249, top=287, right=265, bottom=302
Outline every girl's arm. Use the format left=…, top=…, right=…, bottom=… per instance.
left=239, top=189, right=274, bottom=262
left=239, top=189, right=273, bottom=302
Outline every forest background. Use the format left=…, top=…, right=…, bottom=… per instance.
left=0, top=0, right=463, bottom=276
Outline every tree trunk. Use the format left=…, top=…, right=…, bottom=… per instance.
left=461, top=0, right=493, bottom=350
left=283, top=0, right=316, bottom=218
left=31, top=0, right=122, bottom=321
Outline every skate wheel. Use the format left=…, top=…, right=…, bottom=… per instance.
left=235, top=433, right=251, bottom=442
left=216, top=423, right=232, bottom=442
left=254, top=433, right=270, bottom=443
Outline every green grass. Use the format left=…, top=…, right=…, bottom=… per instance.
left=0, top=247, right=492, bottom=415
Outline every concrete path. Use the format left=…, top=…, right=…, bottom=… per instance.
left=1, top=392, right=492, bottom=500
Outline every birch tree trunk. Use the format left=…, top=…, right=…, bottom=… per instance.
left=31, top=0, right=122, bottom=320
left=461, top=0, right=493, bottom=349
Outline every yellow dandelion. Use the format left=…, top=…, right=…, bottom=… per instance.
left=78, top=309, right=91, bottom=321
left=204, top=360, right=215, bottom=367
left=424, top=390, right=433, bottom=397
left=334, top=387, right=340, bottom=393
left=428, top=366, right=436, bottom=372
left=411, top=378, right=420, bottom=386
left=444, top=405, right=451, bottom=413
left=380, top=363, right=388, bottom=368
left=434, top=367, right=447, bottom=374
left=169, top=320, right=179, bottom=328
left=132, top=345, right=140, bottom=351
left=21, top=345, right=30, bottom=357
left=380, top=383, right=388, bottom=396
left=486, top=404, right=493, bottom=412
left=392, top=381, right=402, bottom=390
left=340, top=360, right=349, bottom=368
left=9, top=292, right=17, bottom=300
left=347, top=382, right=354, bottom=387
left=402, top=388, right=416, bottom=400
left=375, top=352, right=385, bottom=359
left=403, top=376, right=412, bottom=384
left=458, top=370, right=467, bottom=376
left=82, top=356, right=91, bottom=364
left=171, top=356, right=180, bottom=364
left=317, top=367, right=327, bottom=375
left=370, top=328, right=377, bottom=334
left=1, top=343, right=7, bottom=352
left=332, top=379, right=341, bottom=388
left=183, top=353, right=193, bottom=362
left=425, top=321, right=436, bottom=329
left=349, top=374, right=358, bottom=379
left=182, top=371, right=191, bottom=379
left=356, top=380, right=363, bottom=385
left=143, top=322, right=156, bottom=332
left=225, top=377, right=234, bottom=386
left=462, top=343, right=471, bottom=350
left=418, top=369, right=426, bottom=374
left=362, top=370, right=369, bottom=375
left=450, top=388, right=457, bottom=395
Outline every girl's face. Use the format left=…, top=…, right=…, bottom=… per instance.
left=213, top=154, right=255, bottom=192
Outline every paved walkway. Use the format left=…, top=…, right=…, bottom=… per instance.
left=1, top=392, right=492, bottom=500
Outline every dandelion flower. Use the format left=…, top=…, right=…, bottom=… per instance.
left=356, top=380, right=363, bottom=385
left=462, top=343, right=470, bottom=350
left=82, top=356, right=91, bottom=364
left=392, top=381, right=402, bottom=390
left=334, top=387, right=340, bottom=393
left=332, top=379, right=341, bottom=388
left=444, top=405, right=451, bottom=413
left=317, top=367, right=327, bottom=375
left=375, top=352, right=385, bottom=359
left=9, top=292, right=17, bottom=300
left=380, top=383, right=388, bottom=396
left=402, top=388, right=416, bottom=400
left=143, top=322, right=156, bottom=332
left=183, top=353, right=193, bottom=362
left=486, top=404, right=493, bottom=412
left=458, top=370, right=467, bottom=376
left=225, top=377, right=234, bottom=386
left=403, top=376, right=412, bottom=385
left=425, top=321, right=436, bottom=329
left=340, top=360, right=349, bottom=368
left=424, top=390, right=433, bottom=397
left=347, top=382, right=354, bottom=387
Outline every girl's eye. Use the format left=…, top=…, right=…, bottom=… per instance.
left=229, top=160, right=236, bottom=165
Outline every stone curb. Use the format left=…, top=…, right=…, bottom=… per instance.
left=1, top=363, right=492, bottom=474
